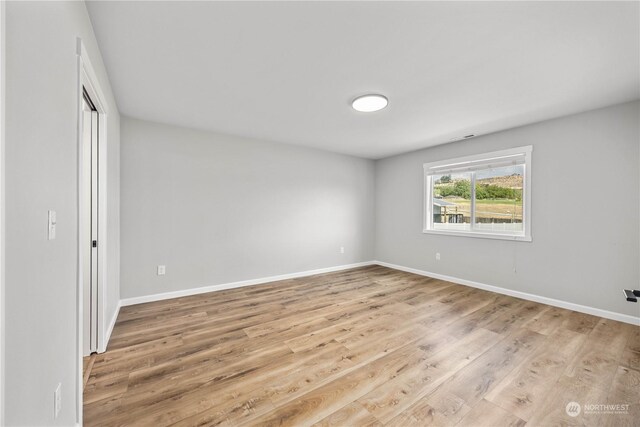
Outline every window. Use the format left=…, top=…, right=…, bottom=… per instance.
left=424, top=146, right=532, bottom=241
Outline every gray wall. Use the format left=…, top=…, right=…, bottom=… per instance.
left=375, top=101, right=640, bottom=318
left=0, top=2, right=5, bottom=424
left=120, top=117, right=375, bottom=299
left=106, top=108, right=121, bottom=335
left=5, top=2, right=120, bottom=425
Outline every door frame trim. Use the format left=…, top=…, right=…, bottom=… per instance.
left=75, top=37, right=110, bottom=425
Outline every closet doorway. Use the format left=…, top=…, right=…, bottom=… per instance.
left=81, top=89, right=99, bottom=355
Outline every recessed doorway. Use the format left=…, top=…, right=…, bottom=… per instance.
left=81, top=89, right=99, bottom=355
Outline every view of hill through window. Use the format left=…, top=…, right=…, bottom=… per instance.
left=433, top=165, right=524, bottom=233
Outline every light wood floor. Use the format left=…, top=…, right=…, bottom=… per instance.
left=84, top=266, right=639, bottom=426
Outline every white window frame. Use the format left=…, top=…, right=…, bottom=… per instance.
left=423, top=145, right=532, bottom=242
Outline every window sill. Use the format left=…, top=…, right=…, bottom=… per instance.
left=422, top=229, right=532, bottom=242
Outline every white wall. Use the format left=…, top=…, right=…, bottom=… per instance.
left=4, top=2, right=120, bottom=425
left=0, top=1, right=5, bottom=424
left=375, top=101, right=640, bottom=319
left=105, top=101, right=120, bottom=340
left=120, top=117, right=375, bottom=300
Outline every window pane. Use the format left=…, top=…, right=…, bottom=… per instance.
left=433, top=173, right=471, bottom=231
left=474, top=165, right=524, bottom=234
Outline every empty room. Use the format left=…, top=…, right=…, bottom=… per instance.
left=0, top=1, right=639, bottom=426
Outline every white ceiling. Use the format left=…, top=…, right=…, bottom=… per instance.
left=86, top=1, right=639, bottom=159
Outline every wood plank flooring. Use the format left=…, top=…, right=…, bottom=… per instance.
left=83, top=266, right=639, bottom=426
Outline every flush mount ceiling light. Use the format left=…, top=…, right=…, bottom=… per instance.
left=352, top=94, right=388, bottom=112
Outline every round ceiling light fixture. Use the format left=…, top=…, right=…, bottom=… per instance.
left=351, top=94, right=388, bottom=112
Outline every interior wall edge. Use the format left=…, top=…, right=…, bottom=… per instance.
left=100, top=300, right=121, bottom=353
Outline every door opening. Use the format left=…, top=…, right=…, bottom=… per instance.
left=82, top=88, right=99, bottom=355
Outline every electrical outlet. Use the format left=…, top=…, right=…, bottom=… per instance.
left=435, top=252, right=441, bottom=261
left=54, top=383, right=61, bottom=419
left=340, top=246, right=345, bottom=254
left=157, top=265, right=166, bottom=275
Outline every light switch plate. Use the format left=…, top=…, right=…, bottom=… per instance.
left=48, top=210, right=56, bottom=240
left=157, top=265, right=166, bottom=275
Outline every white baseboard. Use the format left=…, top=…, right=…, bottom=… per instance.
left=375, top=260, right=640, bottom=326
left=115, top=259, right=638, bottom=328
left=99, top=301, right=121, bottom=353
left=120, top=261, right=376, bottom=307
